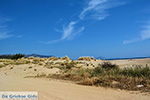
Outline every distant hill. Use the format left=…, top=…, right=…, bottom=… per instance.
left=25, top=54, right=53, bottom=58
left=0, top=54, right=53, bottom=59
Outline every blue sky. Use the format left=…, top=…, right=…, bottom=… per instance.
left=0, top=0, right=150, bottom=58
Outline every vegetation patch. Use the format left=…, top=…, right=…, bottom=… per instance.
left=50, top=62, right=150, bottom=92
left=0, top=54, right=25, bottom=60
left=0, top=64, right=5, bottom=68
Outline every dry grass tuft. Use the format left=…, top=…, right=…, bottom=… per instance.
left=78, top=56, right=96, bottom=61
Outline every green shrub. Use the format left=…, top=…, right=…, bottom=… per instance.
left=64, top=61, right=77, bottom=69
left=120, top=67, right=150, bottom=78
left=92, top=67, right=105, bottom=76
left=101, top=62, right=118, bottom=70
left=91, top=62, right=119, bottom=76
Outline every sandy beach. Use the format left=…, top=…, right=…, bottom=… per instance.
left=0, top=75, right=149, bottom=100
left=0, top=58, right=150, bottom=100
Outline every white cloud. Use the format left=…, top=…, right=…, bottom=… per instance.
left=0, top=16, right=13, bottom=40
left=61, top=21, right=77, bottom=40
left=79, top=0, right=124, bottom=20
left=140, top=25, right=150, bottom=40
left=61, top=21, right=84, bottom=40
left=0, top=32, right=13, bottom=40
left=123, top=38, right=140, bottom=44
left=0, top=17, right=11, bottom=24
left=46, top=21, right=84, bottom=44
left=123, top=21, right=150, bottom=44
left=48, top=0, right=125, bottom=43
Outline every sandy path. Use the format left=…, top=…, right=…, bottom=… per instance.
left=0, top=75, right=149, bottom=100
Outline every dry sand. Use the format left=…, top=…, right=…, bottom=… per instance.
left=109, top=58, right=150, bottom=67
left=0, top=75, right=149, bottom=100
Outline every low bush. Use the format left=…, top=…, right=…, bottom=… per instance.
left=100, top=62, right=118, bottom=70
left=63, top=61, right=77, bottom=70
left=119, top=66, right=150, bottom=79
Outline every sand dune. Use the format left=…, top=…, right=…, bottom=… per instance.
left=0, top=58, right=150, bottom=100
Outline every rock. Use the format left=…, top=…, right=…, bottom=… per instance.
left=136, top=85, right=144, bottom=88
left=112, top=81, right=119, bottom=85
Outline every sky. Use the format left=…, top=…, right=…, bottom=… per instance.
left=0, top=0, right=150, bottom=59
